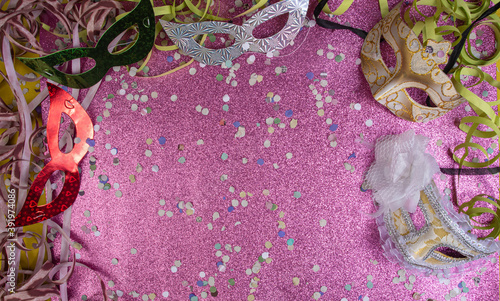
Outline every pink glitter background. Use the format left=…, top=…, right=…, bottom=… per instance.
left=42, top=0, right=499, bottom=300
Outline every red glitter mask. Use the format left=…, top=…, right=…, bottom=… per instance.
left=15, top=84, right=93, bottom=227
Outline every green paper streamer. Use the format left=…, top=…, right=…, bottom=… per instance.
left=19, top=0, right=155, bottom=89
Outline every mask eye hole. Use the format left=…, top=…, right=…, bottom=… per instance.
left=32, top=170, right=67, bottom=202
left=252, top=12, right=289, bottom=39
left=409, top=206, right=426, bottom=231
left=108, top=25, right=139, bottom=54
left=53, top=58, right=96, bottom=74
left=202, top=33, right=237, bottom=50
left=58, top=113, right=76, bottom=154
left=434, top=246, right=467, bottom=259
left=405, top=87, right=436, bottom=107
left=380, top=37, right=397, bottom=71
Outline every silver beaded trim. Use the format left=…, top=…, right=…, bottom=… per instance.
left=383, top=181, right=496, bottom=271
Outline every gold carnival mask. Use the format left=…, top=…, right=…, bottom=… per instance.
left=360, top=3, right=466, bottom=123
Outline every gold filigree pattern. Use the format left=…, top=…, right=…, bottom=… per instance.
left=360, top=3, right=466, bottom=123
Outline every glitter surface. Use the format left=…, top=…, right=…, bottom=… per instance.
left=41, top=0, right=499, bottom=300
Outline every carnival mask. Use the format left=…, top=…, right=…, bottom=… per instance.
left=360, top=3, right=466, bottom=122
left=15, top=84, right=93, bottom=227
left=365, top=131, right=499, bottom=273
left=19, top=0, right=155, bottom=89
left=161, top=0, right=308, bottom=65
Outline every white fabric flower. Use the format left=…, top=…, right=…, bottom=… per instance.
left=365, top=130, right=440, bottom=216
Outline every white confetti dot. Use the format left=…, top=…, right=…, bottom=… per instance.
left=119, top=89, right=126, bottom=95
left=264, top=140, right=271, bottom=148
left=189, top=68, right=197, bottom=75
left=355, top=58, right=362, bottom=65
left=171, top=95, right=178, bottom=102
left=320, top=286, right=327, bottom=293
left=151, top=91, right=158, bottom=98
left=327, top=52, right=334, bottom=59
left=319, top=219, right=327, bottom=227
left=105, top=75, right=112, bottom=81
left=363, top=297, right=369, bottom=301
left=131, top=248, right=137, bottom=254
left=131, top=104, right=138, bottom=111
left=247, top=55, right=255, bottom=64
left=140, top=95, right=148, bottom=102
left=241, top=200, right=248, bottom=207
left=158, top=210, right=165, bottom=216
left=354, top=103, right=361, bottom=110
left=286, top=152, right=293, bottom=159
left=113, top=66, right=120, bottom=72
left=126, top=94, right=134, bottom=100
left=202, top=108, right=209, bottom=115
left=171, top=266, right=177, bottom=273
left=145, top=150, right=152, bottom=157
left=312, top=265, right=320, bottom=272
left=196, top=105, right=202, bottom=112
left=199, top=272, right=206, bottom=278
left=162, top=292, right=169, bottom=298
left=166, top=211, right=173, bottom=217
left=152, top=165, right=159, bottom=172
left=365, top=119, right=373, bottom=127
left=223, top=94, right=230, bottom=102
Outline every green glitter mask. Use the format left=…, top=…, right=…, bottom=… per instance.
left=19, top=0, right=155, bottom=89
